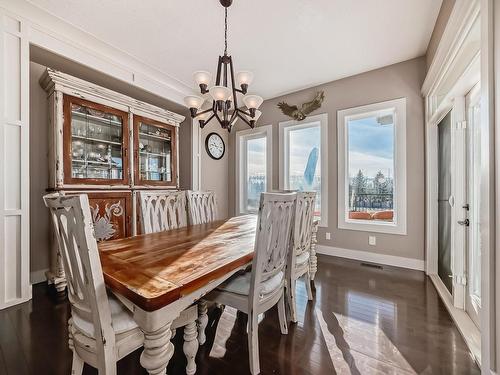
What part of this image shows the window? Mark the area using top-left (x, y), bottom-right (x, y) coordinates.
top-left (236, 125), bottom-right (272, 214)
top-left (279, 113), bottom-right (328, 226)
top-left (337, 98), bottom-right (406, 234)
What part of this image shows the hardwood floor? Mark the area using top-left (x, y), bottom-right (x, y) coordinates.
top-left (0, 256), bottom-right (480, 374)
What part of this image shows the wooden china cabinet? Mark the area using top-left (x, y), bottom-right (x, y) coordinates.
top-left (40, 69), bottom-right (185, 291)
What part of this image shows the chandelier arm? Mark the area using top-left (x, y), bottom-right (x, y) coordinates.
top-left (200, 112), bottom-right (216, 128)
top-left (229, 109), bottom-right (238, 124)
top-left (228, 56), bottom-right (239, 109)
top-left (215, 56), bottom-right (223, 86)
top-left (214, 111), bottom-right (226, 128)
top-left (192, 108), bottom-right (213, 118)
top-left (237, 112), bottom-right (254, 128)
top-left (237, 108), bottom-right (254, 118)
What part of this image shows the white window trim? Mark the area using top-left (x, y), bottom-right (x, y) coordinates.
top-left (235, 125), bottom-right (273, 215)
top-left (278, 113), bottom-right (328, 227)
top-left (337, 98), bottom-right (407, 235)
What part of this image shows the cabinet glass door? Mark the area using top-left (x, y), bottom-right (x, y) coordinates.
top-left (134, 116), bottom-right (177, 186)
top-left (64, 96), bottom-right (129, 185)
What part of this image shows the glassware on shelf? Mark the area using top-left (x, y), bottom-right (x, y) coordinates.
top-left (137, 121), bottom-right (172, 183)
top-left (69, 102), bottom-right (124, 181)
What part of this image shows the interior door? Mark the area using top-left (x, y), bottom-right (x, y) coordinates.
top-left (465, 84), bottom-right (481, 328)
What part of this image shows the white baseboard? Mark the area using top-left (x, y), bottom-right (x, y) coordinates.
top-left (30, 268), bottom-right (49, 285)
top-left (316, 245), bottom-right (425, 271)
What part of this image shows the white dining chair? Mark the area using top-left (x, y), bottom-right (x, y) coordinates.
top-left (139, 190), bottom-right (188, 233)
top-left (44, 193), bottom-right (144, 375)
top-left (185, 190), bottom-right (218, 345)
top-left (186, 190), bottom-right (218, 225)
top-left (204, 192), bottom-right (296, 375)
top-left (138, 190), bottom-right (199, 375)
top-left (286, 191), bottom-right (316, 323)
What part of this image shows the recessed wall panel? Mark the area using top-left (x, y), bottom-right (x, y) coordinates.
top-left (4, 216), bottom-right (21, 301)
top-left (4, 124), bottom-right (21, 210)
top-left (4, 32), bottom-right (21, 121)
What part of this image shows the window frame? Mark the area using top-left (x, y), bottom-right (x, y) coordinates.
top-left (278, 113), bottom-right (328, 227)
top-left (235, 125), bottom-right (273, 215)
top-left (337, 98), bottom-right (407, 235)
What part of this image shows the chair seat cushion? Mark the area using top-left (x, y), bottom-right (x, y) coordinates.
top-left (72, 292), bottom-right (138, 337)
top-left (216, 270), bottom-right (284, 296)
top-left (296, 251), bottom-right (310, 266)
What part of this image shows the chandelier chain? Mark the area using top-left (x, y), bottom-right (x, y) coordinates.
top-left (224, 7), bottom-right (228, 55)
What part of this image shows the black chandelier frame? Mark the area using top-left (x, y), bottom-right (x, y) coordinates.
top-left (189, 0), bottom-right (258, 132)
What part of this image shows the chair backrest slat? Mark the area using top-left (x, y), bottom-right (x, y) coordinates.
top-left (44, 193), bottom-right (115, 360)
top-left (249, 192), bottom-right (296, 303)
top-left (186, 190), bottom-right (218, 225)
top-left (293, 192), bottom-right (317, 257)
top-left (139, 190), bottom-right (187, 234)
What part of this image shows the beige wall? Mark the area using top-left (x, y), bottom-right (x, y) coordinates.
top-left (228, 57), bottom-right (426, 261)
top-left (426, 0), bottom-right (456, 70)
top-left (28, 52), bottom-right (192, 280)
top-left (29, 61), bottom-right (51, 279)
top-left (200, 122), bottom-right (229, 219)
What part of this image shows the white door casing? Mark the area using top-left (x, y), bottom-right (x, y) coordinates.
top-left (0, 12), bottom-right (31, 309)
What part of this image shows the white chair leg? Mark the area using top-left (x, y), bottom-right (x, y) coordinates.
top-left (71, 351), bottom-right (84, 375)
top-left (197, 299), bottom-right (209, 345)
top-left (305, 271), bottom-right (314, 301)
top-left (68, 318), bottom-right (84, 375)
top-left (277, 292), bottom-right (288, 335)
top-left (183, 321), bottom-right (199, 375)
top-left (288, 278), bottom-right (298, 323)
top-left (247, 312), bottom-right (260, 375)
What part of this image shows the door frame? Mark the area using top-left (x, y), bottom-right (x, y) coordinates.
top-left (421, 0), bottom-right (482, 364)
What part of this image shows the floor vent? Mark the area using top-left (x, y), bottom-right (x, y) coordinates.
top-left (360, 262), bottom-right (383, 269)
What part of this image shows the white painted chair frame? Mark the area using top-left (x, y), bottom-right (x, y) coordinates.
top-left (186, 190), bottom-right (218, 225)
top-left (286, 192), bottom-right (316, 323)
top-left (138, 190), bottom-right (199, 374)
top-left (44, 193), bottom-right (144, 375)
top-left (205, 192), bottom-right (296, 374)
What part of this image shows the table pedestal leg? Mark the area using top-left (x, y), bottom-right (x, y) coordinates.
top-left (309, 220), bottom-right (319, 281)
top-left (183, 321), bottom-right (198, 375)
top-left (197, 300), bottom-right (208, 345)
top-left (140, 322), bottom-right (174, 375)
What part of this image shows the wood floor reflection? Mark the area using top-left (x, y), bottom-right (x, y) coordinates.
top-left (0, 256), bottom-right (480, 374)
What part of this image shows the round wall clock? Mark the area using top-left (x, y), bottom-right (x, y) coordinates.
top-left (205, 132), bottom-right (225, 160)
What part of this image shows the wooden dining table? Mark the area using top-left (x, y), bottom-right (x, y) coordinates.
top-left (98, 214), bottom-right (258, 375)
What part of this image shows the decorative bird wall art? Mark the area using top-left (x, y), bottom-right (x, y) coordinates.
top-left (277, 91), bottom-right (325, 121)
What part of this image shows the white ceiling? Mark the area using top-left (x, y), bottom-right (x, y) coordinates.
top-left (27, 0), bottom-right (442, 100)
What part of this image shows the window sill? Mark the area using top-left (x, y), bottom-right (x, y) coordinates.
top-left (338, 218), bottom-right (407, 235)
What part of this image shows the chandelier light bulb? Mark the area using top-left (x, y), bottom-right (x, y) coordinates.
top-left (243, 95), bottom-right (263, 109)
top-left (210, 86), bottom-right (232, 101)
top-left (236, 71), bottom-right (254, 86)
top-left (184, 95), bottom-right (204, 109)
top-left (193, 71), bottom-right (212, 86)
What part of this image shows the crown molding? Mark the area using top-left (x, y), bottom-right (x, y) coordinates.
top-left (421, 0), bottom-right (480, 96)
top-left (41, 68), bottom-right (185, 125)
top-left (0, 0), bottom-right (192, 106)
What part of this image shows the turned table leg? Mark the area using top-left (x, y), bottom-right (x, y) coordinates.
top-left (183, 321), bottom-right (198, 375)
top-left (197, 299), bottom-right (208, 345)
top-left (140, 322), bottom-right (174, 375)
top-left (309, 220), bottom-right (319, 281)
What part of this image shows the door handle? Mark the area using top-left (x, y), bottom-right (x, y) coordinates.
top-left (458, 219), bottom-right (470, 226)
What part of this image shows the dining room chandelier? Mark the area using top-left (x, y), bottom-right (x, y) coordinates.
top-left (183, 0), bottom-right (263, 132)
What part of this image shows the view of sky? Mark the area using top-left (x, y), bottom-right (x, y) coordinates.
top-left (247, 137), bottom-right (266, 177)
top-left (348, 115), bottom-right (394, 178)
